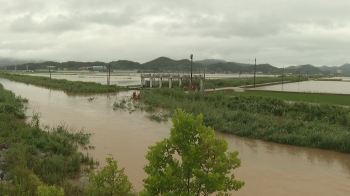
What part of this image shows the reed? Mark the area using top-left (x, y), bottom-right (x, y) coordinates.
top-left (131, 88), bottom-right (350, 153)
top-left (204, 76), bottom-right (308, 89)
top-left (0, 84), bottom-right (97, 195)
top-left (233, 91), bottom-right (350, 106)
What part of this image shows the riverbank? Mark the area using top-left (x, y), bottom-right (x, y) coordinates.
top-left (2, 78), bottom-right (350, 195)
top-left (123, 88), bottom-right (350, 153)
top-left (0, 83), bottom-right (96, 195)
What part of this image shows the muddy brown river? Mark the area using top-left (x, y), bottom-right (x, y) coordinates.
top-left (1, 78), bottom-right (349, 195)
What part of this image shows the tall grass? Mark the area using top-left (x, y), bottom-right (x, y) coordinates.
top-left (0, 84), bottom-right (97, 195)
top-left (204, 76), bottom-right (308, 89)
top-left (130, 88), bottom-right (350, 153)
top-left (233, 91), bottom-right (350, 106)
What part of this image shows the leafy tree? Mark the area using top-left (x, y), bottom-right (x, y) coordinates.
top-left (88, 157), bottom-right (136, 196)
top-left (37, 185), bottom-right (64, 196)
top-left (141, 109), bottom-right (244, 196)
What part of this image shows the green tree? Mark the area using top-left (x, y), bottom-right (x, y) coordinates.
top-left (141, 109), bottom-right (245, 196)
top-left (37, 185), bottom-right (64, 196)
top-left (88, 157), bottom-right (136, 196)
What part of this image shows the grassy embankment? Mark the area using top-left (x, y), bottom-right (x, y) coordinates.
top-left (0, 83), bottom-right (97, 195)
top-left (141, 75), bottom-right (309, 89)
top-left (116, 88), bottom-right (350, 153)
top-left (203, 75), bottom-right (309, 89)
top-left (314, 78), bottom-right (343, 81)
top-left (0, 72), bottom-right (123, 93)
top-left (232, 91), bottom-right (350, 106)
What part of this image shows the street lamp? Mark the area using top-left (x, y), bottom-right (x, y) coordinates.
top-left (190, 54), bottom-right (193, 88)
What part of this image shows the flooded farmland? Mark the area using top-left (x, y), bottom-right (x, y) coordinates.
top-left (0, 77), bottom-right (350, 195)
top-left (254, 80), bottom-right (350, 94)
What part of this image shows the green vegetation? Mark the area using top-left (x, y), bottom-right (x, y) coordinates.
top-left (233, 91), bottom-right (350, 106)
top-left (203, 75), bottom-right (308, 89)
top-left (314, 78), bottom-right (343, 81)
top-left (0, 72), bottom-right (123, 93)
top-left (1, 56), bottom-right (332, 74)
top-left (0, 83), bottom-right (97, 195)
top-left (2, 82), bottom-right (246, 195)
top-left (142, 76), bottom-right (308, 91)
top-left (88, 157), bottom-right (137, 196)
top-left (116, 88), bottom-right (350, 153)
top-left (37, 185), bottom-right (65, 196)
top-left (141, 109), bottom-right (244, 195)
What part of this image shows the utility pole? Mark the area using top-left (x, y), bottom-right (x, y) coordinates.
top-left (282, 67), bottom-right (284, 85)
top-left (190, 54), bottom-right (193, 88)
top-left (254, 58), bottom-right (256, 87)
top-left (298, 68), bottom-right (300, 82)
top-left (107, 63), bottom-right (111, 85)
top-left (203, 68), bottom-right (206, 91)
top-left (49, 66), bottom-right (51, 79)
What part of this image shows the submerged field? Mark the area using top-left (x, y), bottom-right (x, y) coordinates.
top-left (232, 91), bottom-right (350, 106)
top-left (0, 72), bottom-right (123, 93)
top-left (118, 88), bottom-right (350, 153)
top-left (2, 72), bottom-right (349, 153)
top-left (202, 75), bottom-right (308, 89)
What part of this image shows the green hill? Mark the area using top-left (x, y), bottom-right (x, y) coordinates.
top-left (0, 57), bottom-right (329, 75)
top-left (286, 64), bottom-right (323, 74)
top-left (195, 59), bottom-right (226, 65)
top-left (319, 63), bottom-right (350, 74)
top-left (110, 60), bottom-right (141, 70)
top-left (141, 57), bottom-right (203, 72)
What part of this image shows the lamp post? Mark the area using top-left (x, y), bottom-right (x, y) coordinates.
top-left (190, 54), bottom-right (193, 88)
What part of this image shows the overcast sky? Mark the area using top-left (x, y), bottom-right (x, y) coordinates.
top-left (1, 0), bottom-right (349, 67)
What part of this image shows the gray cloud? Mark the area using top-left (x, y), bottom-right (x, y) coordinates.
top-left (1, 0), bottom-right (350, 67)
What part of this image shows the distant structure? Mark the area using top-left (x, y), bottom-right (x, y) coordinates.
top-left (141, 73), bottom-right (205, 91)
top-left (336, 70), bottom-right (342, 74)
top-left (83, 66), bottom-right (107, 72)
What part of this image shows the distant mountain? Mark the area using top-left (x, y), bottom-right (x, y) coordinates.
top-left (0, 58), bottom-right (43, 67)
top-left (206, 62), bottom-right (281, 74)
top-left (319, 63), bottom-right (350, 74)
top-left (251, 63), bottom-right (280, 73)
top-left (141, 57), bottom-right (202, 72)
top-left (3, 56), bottom-right (350, 75)
top-left (195, 59), bottom-right (226, 66)
top-left (0, 61), bottom-right (107, 71)
top-left (111, 60), bottom-right (141, 70)
top-left (285, 65), bottom-right (303, 69)
top-left (206, 62), bottom-right (243, 73)
top-left (339, 63), bottom-right (350, 73)
top-left (285, 64), bottom-right (323, 74)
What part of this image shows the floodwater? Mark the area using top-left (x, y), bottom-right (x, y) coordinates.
top-left (18, 72), bottom-right (276, 86)
top-left (1, 78), bottom-right (350, 196)
top-left (255, 80), bottom-right (350, 94)
top-left (27, 72), bottom-right (142, 86)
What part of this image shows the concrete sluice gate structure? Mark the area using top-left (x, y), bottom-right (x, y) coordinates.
top-left (140, 73), bottom-right (205, 90)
